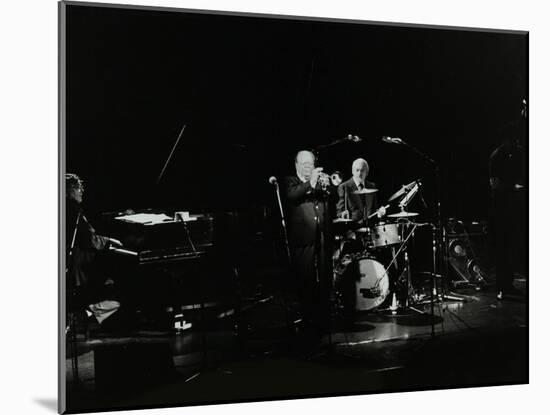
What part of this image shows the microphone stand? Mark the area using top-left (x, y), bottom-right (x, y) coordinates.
top-left (308, 180), bottom-right (335, 358)
top-left (320, 184), bottom-right (333, 350)
top-left (266, 178), bottom-right (303, 347)
top-left (272, 181), bottom-right (292, 266)
top-left (315, 134), bottom-right (359, 150)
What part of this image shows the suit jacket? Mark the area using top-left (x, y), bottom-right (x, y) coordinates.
top-left (66, 201), bottom-right (110, 289)
top-left (283, 175), bottom-right (335, 246)
top-left (336, 178), bottom-right (378, 225)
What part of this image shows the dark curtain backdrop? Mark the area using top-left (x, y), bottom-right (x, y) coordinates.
top-left (65, 5), bottom-right (527, 221)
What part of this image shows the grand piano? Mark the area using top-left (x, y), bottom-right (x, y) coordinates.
top-left (103, 211), bottom-right (214, 264)
top-left (97, 208), bottom-right (272, 325)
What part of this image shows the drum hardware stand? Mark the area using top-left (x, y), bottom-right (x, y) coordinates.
top-left (381, 183), bottom-right (431, 315)
top-left (417, 188), bottom-right (466, 305)
top-left (401, 246), bottom-right (426, 315)
top-left (416, 226), bottom-right (466, 306)
top-left (376, 223), bottom-right (428, 316)
top-left (430, 230), bottom-right (467, 303)
top-left (393, 139), bottom-right (465, 308)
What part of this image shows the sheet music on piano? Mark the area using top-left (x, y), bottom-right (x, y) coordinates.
top-left (115, 213), bottom-right (173, 225)
top-left (104, 211), bottom-right (214, 264)
top-left (115, 212), bottom-right (199, 225)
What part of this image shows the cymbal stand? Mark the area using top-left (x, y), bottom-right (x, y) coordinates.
top-left (389, 140), bottom-right (464, 305)
top-left (383, 183), bottom-right (428, 314)
top-left (399, 222), bottom-right (427, 315)
top-left (372, 223), bottom-right (425, 315)
top-left (415, 225), bottom-right (465, 317)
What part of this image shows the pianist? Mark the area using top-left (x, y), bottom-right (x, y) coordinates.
top-left (66, 173), bottom-right (123, 329)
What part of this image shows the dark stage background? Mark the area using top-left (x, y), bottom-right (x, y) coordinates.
top-left (65, 5), bottom-right (527, 222)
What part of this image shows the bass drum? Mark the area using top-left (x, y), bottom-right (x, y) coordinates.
top-left (353, 258), bottom-right (390, 311)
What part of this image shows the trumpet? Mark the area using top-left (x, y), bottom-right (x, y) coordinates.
top-left (305, 167), bottom-right (341, 189)
top-left (318, 171), bottom-right (342, 190)
top-left (319, 172), bottom-right (331, 190)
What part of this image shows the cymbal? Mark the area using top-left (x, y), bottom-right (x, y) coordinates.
top-left (352, 188), bottom-right (378, 195)
top-left (333, 218), bottom-right (354, 223)
top-left (388, 181), bottom-right (417, 202)
top-left (388, 211), bottom-right (419, 218)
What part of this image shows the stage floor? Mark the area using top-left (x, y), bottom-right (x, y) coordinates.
top-left (65, 277), bottom-right (527, 413)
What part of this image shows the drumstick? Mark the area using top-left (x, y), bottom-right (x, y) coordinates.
top-left (368, 204), bottom-right (390, 219)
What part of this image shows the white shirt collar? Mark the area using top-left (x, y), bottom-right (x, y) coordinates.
top-left (353, 177), bottom-right (365, 188)
top-left (297, 173), bottom-right (308, 183)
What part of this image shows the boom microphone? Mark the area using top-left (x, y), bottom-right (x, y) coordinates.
top-left (268, 176), bottom-right (278, 185)
top-left (346, 134), bottom-right (362, 143)
top-left (382, 136), bottom-right (403, 144)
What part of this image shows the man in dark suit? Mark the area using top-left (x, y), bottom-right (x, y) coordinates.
top-left (283, 150), bottom-right (335, 332)
top-left (336, 158), bottom-right (385, 225)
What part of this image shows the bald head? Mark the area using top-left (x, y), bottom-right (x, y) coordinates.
top-left (295, 150), bottom-right (315, 164)
top-left (352, 158), bottom-right (369, 182)
top-left (295, 150), bottom-right (316, 178)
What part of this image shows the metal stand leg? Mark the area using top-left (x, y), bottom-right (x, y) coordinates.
top-left (67, 312), bottom-right (80, 387)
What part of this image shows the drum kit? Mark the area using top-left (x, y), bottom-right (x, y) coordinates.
top-left (332, 180), bottom-right (432, 317)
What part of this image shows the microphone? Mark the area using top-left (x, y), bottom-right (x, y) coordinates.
top-left (268, 176), bottom-right (278, 186)
top-left (382, 136), bottom-right (403, 144)
top-left (346, 134), bottom-right (362, 143)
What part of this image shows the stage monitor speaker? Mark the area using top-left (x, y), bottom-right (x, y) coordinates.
top-left (446, 220), bottom-right (490, 288)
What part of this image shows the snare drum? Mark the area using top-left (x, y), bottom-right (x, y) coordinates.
top-left (369, 223), bottom-right (402, 248)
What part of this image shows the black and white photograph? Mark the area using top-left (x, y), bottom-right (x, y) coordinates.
top-left (58, 1), bottom-right (528, 413)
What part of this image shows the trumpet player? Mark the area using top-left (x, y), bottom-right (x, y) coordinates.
top-left (284, 150), bottom-right (335, 335)
top-left (337, 158), bottom-right (386, 225)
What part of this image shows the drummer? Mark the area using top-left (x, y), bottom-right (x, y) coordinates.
top-left (336, 158), bottom-right (386, 225)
